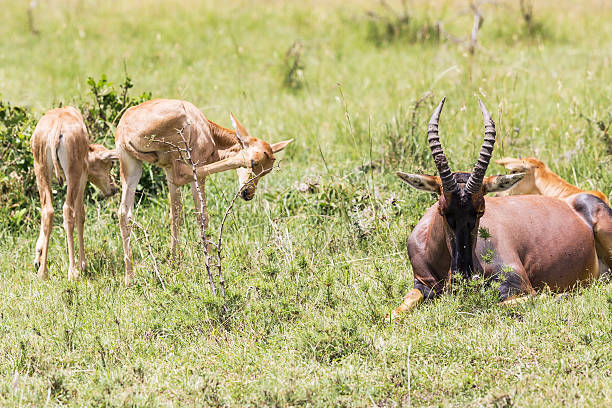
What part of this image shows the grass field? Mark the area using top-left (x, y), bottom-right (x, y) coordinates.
top-left (0, 0), bottom-right (611, 406)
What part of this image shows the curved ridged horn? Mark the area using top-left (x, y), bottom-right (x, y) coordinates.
top-left (428, 97), bottom-right (458, 193)
top-left (466, 98), bottom-right (496, 194)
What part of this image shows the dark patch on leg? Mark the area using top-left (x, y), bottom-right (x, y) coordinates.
top-left (498, 272), bottom-right (524, 301)
top-left (414, 281), bottom-right (436, 300)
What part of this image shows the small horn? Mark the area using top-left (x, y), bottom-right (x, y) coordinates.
top-left (230, 112), bottom-right (249, 149)
top-left (428, 97), bottom-right (458, 193)
top-left (466, 98), bottom-right (496, 194)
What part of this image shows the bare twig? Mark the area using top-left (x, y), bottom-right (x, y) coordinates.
top-left (177, 123), bottom-right (218, 297)
top-left (436, 1), bottom-right (487, 54)
top-left (27, 1), bottom-right (40, 36)
top-left (133, 220), bottom-right (165, 289)
top-left (468, 3), bottom-right (484, 54)
top-left (148, 123), bottom-right (270, 309)
top-left (410, 92), bottom-right (434, 139)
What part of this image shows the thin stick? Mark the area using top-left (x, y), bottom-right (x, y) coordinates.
top-left (133, 220), bottom-right (165, 289)
top-left (176, 123), bottom-right (218, 297)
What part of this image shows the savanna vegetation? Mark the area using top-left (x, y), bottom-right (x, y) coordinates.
top-left (0, 0), bottom-right (611, 406)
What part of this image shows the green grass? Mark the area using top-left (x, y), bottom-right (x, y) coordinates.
top-left (1, 0), bottom-right (611, 406)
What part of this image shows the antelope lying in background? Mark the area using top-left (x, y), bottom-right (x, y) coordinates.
top-left (496, 156), bottom-right (611, 276)
top-left (388, 98), bottom-right (612, 320)
top-left (31, 107), bottom-right (118, 280)
top-left (495, 156), bottom-right (609, 205)
top-left (115, 99), bottom-right (292, 284)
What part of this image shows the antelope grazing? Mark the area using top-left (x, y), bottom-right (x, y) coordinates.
top-left (115, 99), bottom-right (292, 284)
top-left (388, 98), bottom-right (612, 320)
top-left (31, 107), bottom-right (118, 280)
top-left (496, 156), bottom-right (609, 205)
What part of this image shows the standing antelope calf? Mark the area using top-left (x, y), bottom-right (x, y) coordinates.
top-left (31, 107), bottom-right (118, 280)
top-left (115, 99), bottom-right (292, 285)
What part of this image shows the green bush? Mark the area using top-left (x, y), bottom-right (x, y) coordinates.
top-left (0, 100), bottom-right (38, 230)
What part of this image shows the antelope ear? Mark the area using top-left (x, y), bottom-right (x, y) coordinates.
top-left (396, 172), bottom-right (441, 194)
top-left (496, 157), bottom-right (520, 166)
top-left (271, 139), bottom-right (293, 153)
top-left (483, 173), bottom-right (525, 193)
top-left (230, 112), bottom-right (250, 148)
top-left (496, 157), bottom-right (532, 173)
top-left (90, 147), bottom-right (119, 162)
top-left (102, 149), bottom-right (119, 161)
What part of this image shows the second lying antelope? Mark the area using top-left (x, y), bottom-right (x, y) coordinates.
top-left (495, 156), bottom-right (609, 205)
top-left (388, 98), bottom-right (612, 320)
top-left (115, 99), bottom-right (292, 284)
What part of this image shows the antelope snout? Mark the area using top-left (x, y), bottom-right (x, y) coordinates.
top-left (241, 188), bottom-right (255, 201)
top-left (106, 185), bottom-right (119, 198)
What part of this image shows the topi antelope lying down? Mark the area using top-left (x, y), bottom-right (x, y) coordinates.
top-left (388, 98), bottom-right (612, 320)
top-left (31, 107), bottom-right (118, 280)
top-left (115, 99), bottom-right (292, 285)
top-left (495, 156), bottom-right (609, 205)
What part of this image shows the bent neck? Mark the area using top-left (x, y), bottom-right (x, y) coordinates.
top-left (534, 166), bottom-right (581, 199)
top-left (208, 120), bottom-right (244, 156)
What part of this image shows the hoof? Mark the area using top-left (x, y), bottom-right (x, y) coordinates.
top-left (384, 310), bottom-right (400, 323)
top-left (33, 261), bottom-right (40, 271)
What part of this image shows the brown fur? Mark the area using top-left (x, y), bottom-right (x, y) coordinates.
top-left (497, 156), bottom-right (611, 277)
top-left (115, 99), bottom-right (292, 284)
top-left (31, 107), bottom-right (118, 280)
top-left (388, 174), bottom-right (606, 321)
top-left (496, 157), bottom-right (609, 205)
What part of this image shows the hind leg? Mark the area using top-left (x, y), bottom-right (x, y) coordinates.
top-left (118, 149), bottom-right (142, 285)
top-left (164, 168), bottom-right (183, 260)
top-left (74, 172), bottom-right (88, 278)
top-left (63, 171), bottom-right (82, 280)
top-left (33, 161), bottom-right (54, 279)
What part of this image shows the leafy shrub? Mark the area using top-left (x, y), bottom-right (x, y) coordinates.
top-left (0, 100), bottom-right (38, 230)
top-left (282, 41), bottom-right (305, 91)
top-left (383, 94), bottom-right (434, 170)
top-left (80, 74), bottom-right (151, 145)
top-left (365, 2), bottom-right (439, 46)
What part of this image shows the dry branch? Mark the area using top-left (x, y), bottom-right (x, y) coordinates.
top-left (133, 220), bottom-right (165, 289)
top-left (148, 124), bottom-right (270, 307)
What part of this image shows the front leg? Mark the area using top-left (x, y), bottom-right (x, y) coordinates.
top-left (386, 289), bottom-right (424, 322)
top-left (386, 281), bottom-right (437, 322)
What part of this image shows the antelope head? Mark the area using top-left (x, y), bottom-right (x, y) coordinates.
top-left (197, 113), bottom-right (293, 201)
top-left (397, 97), bottom-right (525, 279)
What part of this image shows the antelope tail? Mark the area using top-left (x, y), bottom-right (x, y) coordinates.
top-left (50, 123), bottom-right (64, 186)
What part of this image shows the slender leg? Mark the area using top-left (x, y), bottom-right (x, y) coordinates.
top-left (386, 289), bottom-right (424, 322)
top-left (165, 168), bottom-right (183, 260)
top-left (63, 173), bottom-right (80, 280)
top-left (75, 173), bottom-right (88, 278)
top-left (118, 151), bottom-right (142, 285)
top-left (33, 162), bottom-right (54, 279)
